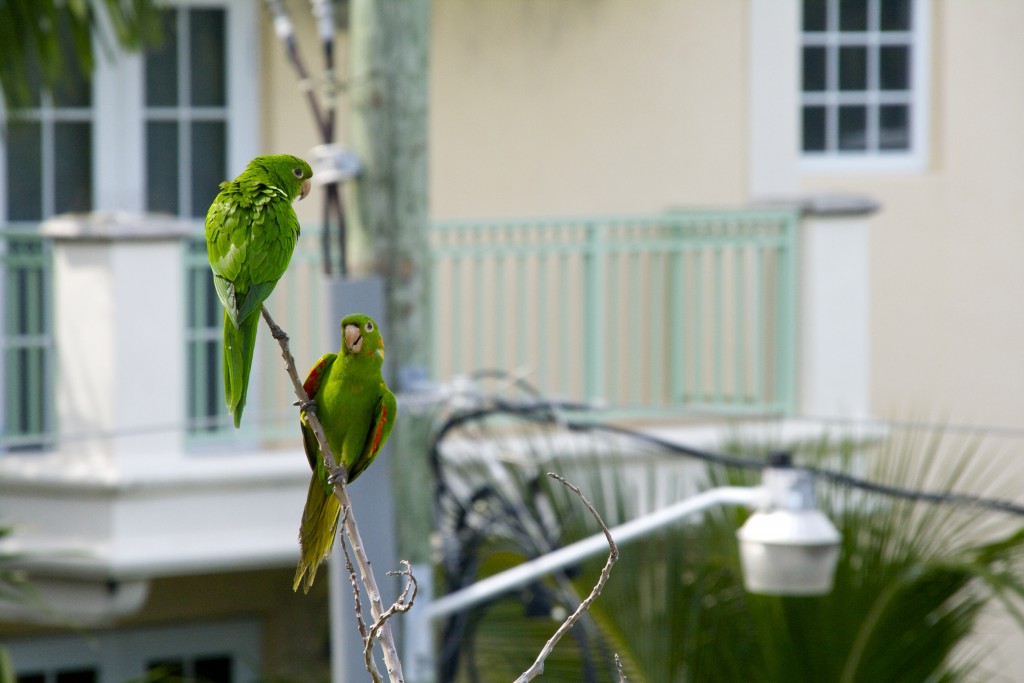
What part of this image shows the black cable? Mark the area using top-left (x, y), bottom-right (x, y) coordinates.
top-left (431, 396), bottom-right (1024, 519)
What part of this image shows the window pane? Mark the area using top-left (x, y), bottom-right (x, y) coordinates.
top-left (148, 659), bottom-right (185, 680)
top-left (190, 122), bottom-right (226, 218)
top-left (54, 122), bottom-right (92, 214)
top-left (880, 45), bottom-right (910, 90)
top-left (838, 46), bottom-right (867, 91)
top-left (839, 0), bottom-right (868, 31)
top-left (881, 0), bottom-right (912, 31)
top-left (55, 669), bottom-right (97, 683)
top-left (803, 0), bottom-right (827, 31)
top-left (147, 121), bottom-right (180, 214)
top-left (6, 121), bottom-right (43, 221)
top-left (190, 9), bottom-right (226, 107)
top-left (52, 22), bottom-right (91, 108)
top-left (879, 104), bottom-right (910, 150)
top-left (146, 10), bottom-right (179, 107)
top-left (195, 655), bottom-right (233, 683)
top-left (802, 46), bottom-right (827, 91)
top-left (802, 106), bottom-right (827, 151)
top-left (838, 105), bottom-right (868, 150)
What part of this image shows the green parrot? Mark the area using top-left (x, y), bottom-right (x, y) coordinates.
top-left (294, 313), bottom-right (398, 593)
top-left (205, 154), bottom-right (313, 428)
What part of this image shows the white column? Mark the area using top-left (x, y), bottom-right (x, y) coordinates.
top-left (41, 213), bottom-right (192, 476)
top-left (797, 195), bottom-right (878, 419)
top-left (749, 0), bottom-right (801, 200)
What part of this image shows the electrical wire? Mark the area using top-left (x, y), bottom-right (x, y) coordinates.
top-left (430, 395), bottom-right (1024, 519)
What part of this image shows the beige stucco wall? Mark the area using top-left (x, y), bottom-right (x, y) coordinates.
top-left (431, 0), bottom-right (749, 217)
top-left (262, 0), bottom-right (750, 221)
top-left (801, 1), bottom-right (1024, 429)
top-left (262, 0), bottom-right (1024, 430)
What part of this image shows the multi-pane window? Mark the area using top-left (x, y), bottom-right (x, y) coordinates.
top-left (8, 621), bottom-right (257, 683)
top-left (0, 30), bottom-right (83, 449)
top-left (144, 6), bottom-right (232, 434)
top-left (145, 7), bottom-right (229, 218)
top-left (147, 654), bottom-right (233, 683)
top-left (4, 47), bottom-right (93, 220)
top-left (801, 0), bottom-right (927, 165)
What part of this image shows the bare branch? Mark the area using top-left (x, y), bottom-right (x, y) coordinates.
top-left (514, 473), bottom-right (619, 683)
top-left (261, 306), bottom-right (406, 682)
top-left (341, 517), bottom-right (383, 683)
top-left (364, 562), bottom-right (419, 676)
top-left (615, 654), bottom-right (627, 682)
top-left (338, 506), bottom-right (370, 641)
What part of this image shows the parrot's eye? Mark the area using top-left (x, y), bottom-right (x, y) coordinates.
top-left (365, 321), bottom-right (374, 332)
top-left (292, 167), bottom-right (303, 178)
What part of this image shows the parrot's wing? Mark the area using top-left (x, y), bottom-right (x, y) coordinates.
top-left (235, 280), bottom-right (279, 323)
top-left (212, 275), bottom-right (239, 328)
top-left (299, 412), bottom-right (321, 475)
top-left (303, 353), bottom-right (336, 399)
top-left (300, 353), bottom-right (337, 472)
top-left (248, 198), bottom-right (300, 286)
top-left (205, 189), bottom-right (250, 283)
top-left (347, 389), bottom-right (398, 483)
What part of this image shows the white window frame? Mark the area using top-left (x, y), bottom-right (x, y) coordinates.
top-left (91, 0), bottom-right (260, 215)
top-left (799, 0), bottom-right (930, 173)
top-left (5, 619), bottom-right (261, 683)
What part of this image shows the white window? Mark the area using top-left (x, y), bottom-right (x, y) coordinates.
top-left (144, 5), bottom-right (230, 219)
top-left (6, 620), bottom-right (260, 683)
top-left (0, 0), bottom-right (259, 445)
top-left (800, 0), bottom-right (929, 171)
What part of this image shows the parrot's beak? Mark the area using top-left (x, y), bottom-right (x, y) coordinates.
top-left (299, 179), bottom-right (312, 201)
top-left (344, 324), bottom-right (363, 353)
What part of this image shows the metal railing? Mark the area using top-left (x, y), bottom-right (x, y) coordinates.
top-left (430, 210), bottom-right (799, 414)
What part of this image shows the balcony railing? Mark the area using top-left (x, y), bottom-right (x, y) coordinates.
top-left (431, 210), bottom-right (799, 414)
top-left (2, 208), bottom-right (799, 450)
top-left (0, 226), bottom-right (54, 450)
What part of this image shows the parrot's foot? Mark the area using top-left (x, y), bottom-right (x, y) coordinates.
top-left (328, 465), bottom-right (349, 486)
top-left (294, 398), bottom-right (318, 414)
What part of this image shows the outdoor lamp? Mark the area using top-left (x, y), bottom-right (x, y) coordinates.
top-left (409, 451), bottom-right (842, 681)
top-left (737, 454), bottom-right (841, 595)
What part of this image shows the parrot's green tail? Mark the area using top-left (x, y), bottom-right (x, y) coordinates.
top-left (223, 311), bottom-right (259, 428)
top-left (294, 471), bottom-right (341, 593)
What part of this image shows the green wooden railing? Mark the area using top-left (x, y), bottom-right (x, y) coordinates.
top-left (1, 209), bottom-right (798, 450)
top-left (0, 227), bottom-right (54, 450)
top-left (183, 228), bottom-right (327, 444)
top-left (430, 210), bottom-right (799, 414)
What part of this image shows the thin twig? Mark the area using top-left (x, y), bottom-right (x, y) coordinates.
top-left (338, 506), bottom-right (370, 641)
top-left (339, 507), bottom-right (382, 683)
top-left (514, 473), bottom-right (619, 683)
top-left (615, 654), bottom-right (627, 682)
top-left (364, 562), bottom-right (419, 677)
top-left (261, 306), bottom-right (406, 682)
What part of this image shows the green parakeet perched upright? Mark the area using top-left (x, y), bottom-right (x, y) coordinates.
top-left (205, 155), bottom-right (313, 428)
top-left (294, 313), bottom-right (398, 593)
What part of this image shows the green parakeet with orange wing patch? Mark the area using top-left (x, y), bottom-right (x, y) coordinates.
top-left (294, 313), bottom-right (398, 593)
top-left (205, 154), bottom-right (313, 428)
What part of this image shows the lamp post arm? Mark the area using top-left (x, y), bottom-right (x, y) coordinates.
top-left (424, 485), bottom-right (762, 621)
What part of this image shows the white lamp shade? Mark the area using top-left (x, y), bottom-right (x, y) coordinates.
top-left (736, 508), bottom-right (841, 595)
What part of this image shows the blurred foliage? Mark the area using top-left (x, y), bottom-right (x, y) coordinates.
top-left (431, 395), bottom-right (1024, 683)
top-left (0, 0), bottom-right (160, 111)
